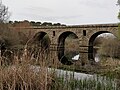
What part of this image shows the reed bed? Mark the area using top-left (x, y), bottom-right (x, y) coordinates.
top-left (0, 49), bottom-right (55, 90)
top-left (0, 48), bottom-right (119, 90)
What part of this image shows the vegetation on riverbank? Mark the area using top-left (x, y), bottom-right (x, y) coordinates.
top-left (0, 49), bottom-right (119, 90)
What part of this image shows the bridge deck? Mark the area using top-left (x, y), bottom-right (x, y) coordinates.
top-left (9, 23), bottom-right (118, 29)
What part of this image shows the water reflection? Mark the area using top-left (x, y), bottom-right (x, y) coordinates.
top-left (95, 53), bottom-right (100, 62)
top-left (72, 54), bottom-right (80, 61)
top-left (94, 48), bottom-right (100, 62)
top-left (71, 48), bottom-right (100, 62)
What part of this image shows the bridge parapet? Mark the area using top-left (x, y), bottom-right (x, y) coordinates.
top-left (9, 23), bottom-right (118, 29)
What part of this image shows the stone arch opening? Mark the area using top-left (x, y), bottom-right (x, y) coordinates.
top-left (31, 32), bottom-right (51, 61)
top-left (33, 32), bottom-right (51, 47)
top-left (57, 31), bottom-right (80, 65)
top-left (88, 31), bottom-right (116, 62)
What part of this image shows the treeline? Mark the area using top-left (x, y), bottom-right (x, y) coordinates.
top-left (8, 20), bottom-right (66, 27)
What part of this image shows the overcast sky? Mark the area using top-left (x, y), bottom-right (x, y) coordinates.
top-left (3, 0), bottom-right (119, 25)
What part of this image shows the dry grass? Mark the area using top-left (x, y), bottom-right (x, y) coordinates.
top-left (0, 49), bottom-right (55, 90)
top-left (100, 57), bottom-right (120, 67)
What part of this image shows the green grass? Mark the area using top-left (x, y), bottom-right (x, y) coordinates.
top-left (52, 75), bottom-right (117, 90)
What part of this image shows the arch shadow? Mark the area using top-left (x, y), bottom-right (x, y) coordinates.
top-left (29, 31), bottom-right (51, 60)
top-left (57, 31), bottom-right (78, 65)
top-left (33, 32), bottom-right (51, 48)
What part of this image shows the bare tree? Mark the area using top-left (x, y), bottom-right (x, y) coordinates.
top-left (0, 0), bottom-right (9, 23)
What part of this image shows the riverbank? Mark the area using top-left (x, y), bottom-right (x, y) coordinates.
top-left (0, 49), bottom-right (120, 90)
top-left (57, 57), bottom-right (120, 76)
top-left (3, 64), bottom-right (118, 90)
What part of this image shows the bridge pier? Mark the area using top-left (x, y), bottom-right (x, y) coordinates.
top-left (79, 36), bottom-right (89, 66)
top-left (49, 37), bottom-right (62, 67)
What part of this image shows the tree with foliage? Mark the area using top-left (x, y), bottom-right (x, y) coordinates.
top-left (117, 0), bottom-right (120, 38)
top-left (36, 22), bottom-right (41, 26)
top-left (53, 23), bottom-right (61, 26)
top-left (118, 0), bottom-right (120, 20)
top-left (41, 22), bottom-right (52, 26)
top-left (8, 20), bottom-right (13, 24)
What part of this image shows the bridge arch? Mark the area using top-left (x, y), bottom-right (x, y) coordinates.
top-left (57, 31), bottom-right (79, 65)
top-left (30, 31), bottom-right (51, 61)
top-left (88, 31), bottom-right (116, 61)
top-left (33, 31), bottom-right (51, 47)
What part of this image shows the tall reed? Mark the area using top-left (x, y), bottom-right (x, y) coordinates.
top-left (0, 49), bottom-right (55, 90)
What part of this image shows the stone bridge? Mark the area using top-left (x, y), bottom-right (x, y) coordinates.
top-left (10, 23), bottom-right (118, 66)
